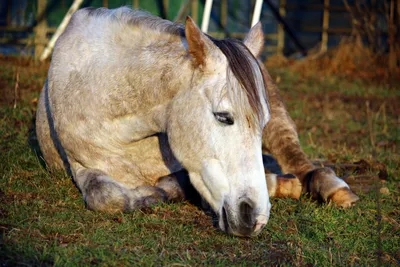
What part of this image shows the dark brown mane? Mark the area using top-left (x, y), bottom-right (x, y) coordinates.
top-left (211, 38), bottom-right (267, 126)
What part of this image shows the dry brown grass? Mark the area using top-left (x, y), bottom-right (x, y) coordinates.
top-left (266, 37), bottom-right (400, 85)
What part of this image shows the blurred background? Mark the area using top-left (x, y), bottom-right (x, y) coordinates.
top-left (0, 0), bottom-right (398, 64)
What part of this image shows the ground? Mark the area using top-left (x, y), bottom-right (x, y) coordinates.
top-left (0, 55), bottom-right (399, 265)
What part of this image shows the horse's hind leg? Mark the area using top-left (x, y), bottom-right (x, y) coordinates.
top-left (74, 168), bottom-right (168, 212)
top-left (261, 66), bottom-right (359, 207)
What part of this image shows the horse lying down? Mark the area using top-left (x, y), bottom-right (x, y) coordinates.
top-left (36, 7), bottom-right (359, 237)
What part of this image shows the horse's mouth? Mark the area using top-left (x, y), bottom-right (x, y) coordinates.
top-left (219, 205), bottom-right (265, 237)
top-left (221, 206), bottom-right (230, 233)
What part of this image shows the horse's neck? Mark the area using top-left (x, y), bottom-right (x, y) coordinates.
top-left (103, 29), bottom-right (194, 142)
top-left (107, 28), bottom-right (193, 113)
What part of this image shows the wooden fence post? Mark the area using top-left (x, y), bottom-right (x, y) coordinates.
top-left (7, 0), bottom-right (12, 26)
top-left (321, 0), bottom-right (330, 53)
top-left (277, 0), bottom-right (286, 56)
top-left (133, 0), bottom-right (139, 9)
top-left (221, 0), bottom-right (227, 37)
top-left (163, 0), bottom-right (169, 19)
top-left (191, 0), bottom-right (199, 24)
top-left (388, 0), bottom-right (398, 71)
top-left (34, 0), bottom-right (48, 60)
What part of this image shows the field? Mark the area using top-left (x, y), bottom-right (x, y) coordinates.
top-left (0, 55), bottom-right (399, 266)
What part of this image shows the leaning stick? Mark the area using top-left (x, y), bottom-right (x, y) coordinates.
top-left (40, 0), bottom-right (84, 61)
top-left (174, 0), bottom-right (193, 22)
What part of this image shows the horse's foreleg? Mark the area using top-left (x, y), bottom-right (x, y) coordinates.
top-left (261, 67), bottom-right (359, 207)
top-left (265, 173), bottom-right (302, 200)
top-left (265, 171), bottom-right (359, 207)
top-left (303, 167), bottom-right (359, 208)
top-left (155, 173), bottom-right (186, 202)
top-left (74, 168), bottom-right (169, 212)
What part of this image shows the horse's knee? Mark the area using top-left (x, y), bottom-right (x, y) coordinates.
top-left (131, 186), bottom-right (168, 207)
top-left (84, 176), bottom-right (128, 212)
top-left (77, 169), bottom-right (168, 212)
top-left (155, 174), bottom-right (185, 202)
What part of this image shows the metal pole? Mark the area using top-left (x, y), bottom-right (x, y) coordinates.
top-left (201, 0), bottom-right (213, 32)
top-left (251, 0), bottom-right (263, 27)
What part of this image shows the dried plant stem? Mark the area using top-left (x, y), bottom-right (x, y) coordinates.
top-left (13, 70), bottom-right (20, 109)
top-left (365, 101), bottom-right (376, 154)
top-left (375, 102), bottom-right (388, 136)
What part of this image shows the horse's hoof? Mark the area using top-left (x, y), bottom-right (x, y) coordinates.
top-left (329, 187), bottom-right (360, 208)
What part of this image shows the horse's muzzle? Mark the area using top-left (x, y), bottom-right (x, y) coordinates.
top-left (221, 198), bottom-right (268, 237)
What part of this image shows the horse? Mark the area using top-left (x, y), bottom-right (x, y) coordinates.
top-left (36, 7), bottom-right (359, 237)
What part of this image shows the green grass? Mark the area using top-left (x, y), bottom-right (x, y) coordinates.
top-left (1, 58), bottom-right (399, 266)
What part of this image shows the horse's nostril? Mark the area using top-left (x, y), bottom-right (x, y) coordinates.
top-left (239, 198), bottom-right (255, 227)
top-left (222, 206), bottom-right (229, 232)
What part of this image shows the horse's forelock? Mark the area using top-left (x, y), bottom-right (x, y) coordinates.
top-left (212, 38), bottom-right (268, 129)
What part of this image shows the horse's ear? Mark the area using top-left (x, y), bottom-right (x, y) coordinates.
top-left (244, 22), bottom-right (264, 58)
top-left (185, 16), bottom-right (214, 67)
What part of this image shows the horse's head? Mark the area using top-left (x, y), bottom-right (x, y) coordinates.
top-left (167, 17), bottom-right (270, 237)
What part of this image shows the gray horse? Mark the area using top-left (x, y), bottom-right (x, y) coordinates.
top-left (36, 7), bottom-right (358, 237)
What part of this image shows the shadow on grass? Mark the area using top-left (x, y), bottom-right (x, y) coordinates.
top-left (0, 237), bottom-right (54, 266)
top-left (27, 114), bottom-right (46, 169)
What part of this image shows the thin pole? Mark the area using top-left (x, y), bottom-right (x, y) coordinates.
top-left (40, 0), bottom-right (84, 61)
top-left (251, 0), bottom-right (263, 27)
top-left (201, 0), bottom-right (213, 33)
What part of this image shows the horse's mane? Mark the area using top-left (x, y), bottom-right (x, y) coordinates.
top-left (84, 7), bottom-right (268, 128)
top-left (84, 7), bottom-right (185, 36)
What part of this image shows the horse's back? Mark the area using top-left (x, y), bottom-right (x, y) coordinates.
top-left (36, 7), bottom-right (187, 179)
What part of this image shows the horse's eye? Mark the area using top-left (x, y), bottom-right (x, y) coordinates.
top-left (213, 112), bottom-right (234, 125)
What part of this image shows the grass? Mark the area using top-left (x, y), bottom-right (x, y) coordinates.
top-left (1, 56), bottom-right (399, 266)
